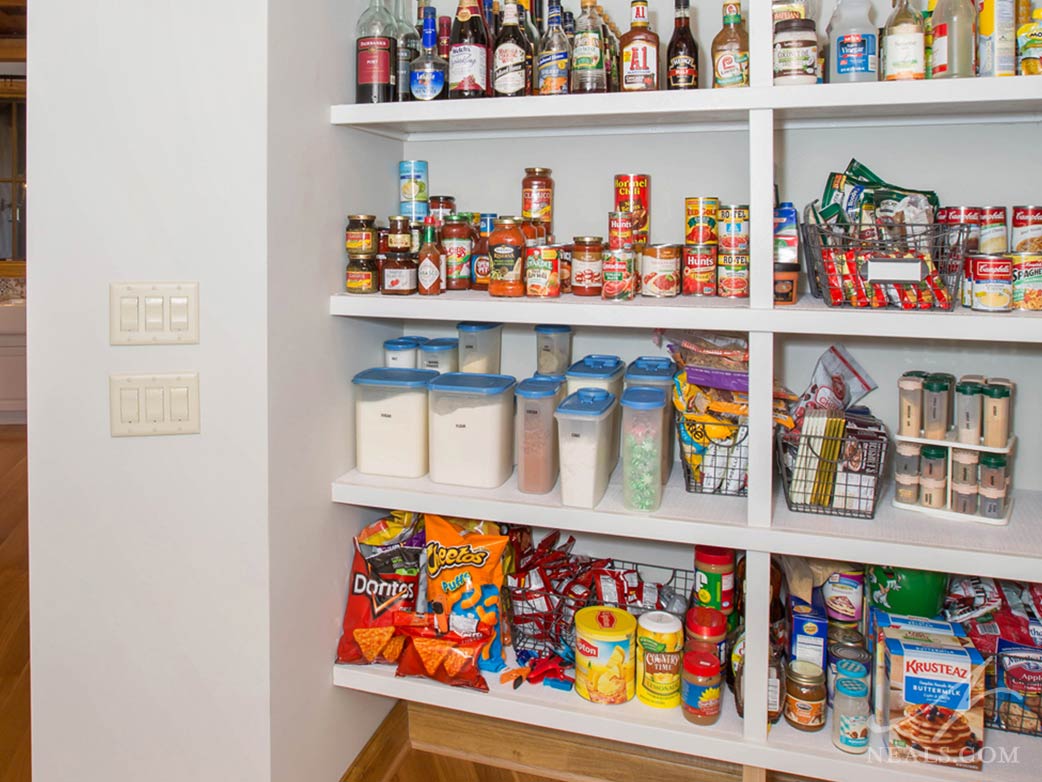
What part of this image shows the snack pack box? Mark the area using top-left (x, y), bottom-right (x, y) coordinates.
top-left (789, 591), bottom-right (828, 670)
top-left (884, 629), bottom-right (986, 771)
top-left (993, 639), bottom-right (1042, 737)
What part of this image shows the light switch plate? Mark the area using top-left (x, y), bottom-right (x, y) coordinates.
top-left (109, 372), bottom-right (200, 436)
top-left (109, 282), bottom-right (199, 345)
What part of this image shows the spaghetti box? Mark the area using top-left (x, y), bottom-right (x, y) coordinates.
top-left (789, 591), bottom-right (828, 670)
top-left (883, 628), bottom-right (986, 771)
top-left (869, 608), bottom-right (966, 725)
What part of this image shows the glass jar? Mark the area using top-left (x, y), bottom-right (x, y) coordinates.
top-left (387, 215), bottom-right (411, 252)
top-left (694, 546), bottom-right (735, 614)
top-left (898, 374), bottom-right (924, 436)
top-left (922, 378), bottom-right (950, 439)
top-left (773, 19), bottom-right (819, 85)
top-left (832, 677), bottom-right (870, 754)
top-left (980, 452), bottom-right (1008, 491)
top-left (346, 253), bottom-right (379, 294)
top-left (487, 218), bottom-right (526, 298)
top-left (572, 236), bottom-right (605, 296)
top-left (345, 214), bottom-right (377, 254)
top-left (979, 485), bottom-right (1007, 520)
top-left (952, 482), bottom-right (978, 515)
top-left (952, 448), bottom-right (979, 485)
top-left (429, 194), bottom-right (456, 222)
top-left (681, 651), bottom-right (722, 726)
top-left (684, 606), bottom-right (728, 668)
top-left (380, 251), bottom-right (417, 295)
top-left (409, 220), bottom-right (423, 254)
top-left (827, 654), bottom-right (869, 706)
top-left (519, 219), bottom-right (540, 248)
top-left (919, 476), bottom-right (947, 509)
top-left (784, 660), bottom-right (826, 732)
top-left (894, 442), bottom-right (921, 477)
top-left (982, 383), bottom-right (1012, 447)
top-left (955, 381), bottom-right (983, 444)
top-left (441, 215), bottom-right (474, 290)
top-left (919, 445), bottom-right (948, 480)
top-left (522, 167), bottom-right (554, 234)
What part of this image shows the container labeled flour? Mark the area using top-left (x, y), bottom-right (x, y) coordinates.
top-left (555, 387), bottom-right (617, 508)
top-left (352, 367), bottom-right (437, 477)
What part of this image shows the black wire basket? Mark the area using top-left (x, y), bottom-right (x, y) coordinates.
top-left (676, 411), bottom-right (749, 497)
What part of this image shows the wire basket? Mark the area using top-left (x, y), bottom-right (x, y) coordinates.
top-left (802, 222), bottom-right (968, 311)
top-left (775, 420), bottom-right (889, 520)
top-left (676, 411), bottom-right (749, 496)
top-left (986, 643), bottom-right (1042, 738)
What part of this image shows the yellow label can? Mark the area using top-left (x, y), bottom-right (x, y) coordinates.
top-left (574, 606), bottom-right (636, 704)
top-left (636, 611), bottom-right (685, 708)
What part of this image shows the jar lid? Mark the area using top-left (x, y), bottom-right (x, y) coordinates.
top-left (828, 625), bottom-right (865, 646)
top-left (534, 324), bottom-right (572, 334)
top-left (836, 678), bottom-right (869, 699)
top-left (444, 214), bottom-right (468, 223)
top-left (685, 605), bottom-right (727, 637)
top-left (952, 482), bottom-right (978, 495)
top-left (787, 659), bottom-right (825, 685)
top-left (573, 235), bottom-right (604, 243)
top-left (429, 372), bottom-right (517, 396)
top-left (896, 442), bottom-right (921, 457)
top-left (695, 546), bottom-right (735, 568)
top-left (835, 659), bottom-right (869, 679)
top-left (515, 377), bottom-right (562, 399)
top-left (921, 445), bottom-right (948, 459)
top-left (401, 336), bottom-right (430, 344)
top-left (683, 651), bottom-right (721, 678)
top-left (420, 337), bottom-right (458, 352)
top-left (566, 354), bottom-right (625, 379)
top-left (525, 167), bottom-right (552, 175)
top-left (898, 377), bottom-right (923, 390)
top-left (903, 371), bottom-right (930, 379)
top-left (830, 645), bottom-right (871, 667)
top-left (351, 367), bottom-right (438, 388)
top-left (979, 485), bottom-right (1007, 499)
top-left (574, 606), bottom-right (636, 639)
top-left (620, 386), bottom-right (667, 410)
top-left (625, 356), bottom-right (677, 384)
top-left (923, 378), bottom-right (950, 392)
top-left (638, 610), bottom-right (683, 635)
top-left (776, 18), bottom-right (816, 33)
top-left (384, 251), bottom-right (414, 261)
top-left (494, 217), bottom-right (520, 225)
top-left (980, 452), bottom-right (1008, 468)
top-left (348, 252), bottom-right (377, 260)
top-left (457, 321), bottom-right (503, 332)
top-left (384, 337), bottom-right (420, 351)
top-left (555, 387), bottom-right (616, 417)
top-left (982, 384), bottom-right (1011, 399)
top-left (347, 214), bottom-right (376, 221)
top-left (956, 381), bottom-right (983, 394)
top-left (388, 214), bottom-right (407, 221)
top-left (953, 448), bottom-right (980, 464)
top-left (429, 195), bottom-right (455, 202)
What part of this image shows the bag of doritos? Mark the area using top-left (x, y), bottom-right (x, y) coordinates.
top-left (424, 514), bottom-right (508, 674)
top-left (393, 612), bottom-right (491, 691)
top-left (336, 512), bottom-right (424, 665)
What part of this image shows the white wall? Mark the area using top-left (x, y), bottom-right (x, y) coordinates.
top-left (28, 3), bottom-right (272, 780)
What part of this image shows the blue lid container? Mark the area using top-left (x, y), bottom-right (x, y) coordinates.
top-left (420, 337), bottom-right (459, 353)
top-left (835, 678), bottom-right (869, 699)
top-left (457, 321), bottom-right (503, 332)
top-left (429, 372), bottom-right (516, 395)
top-left (556, 387), bottom-right (615, 416)
top-left (516, 377), bottom-right (563, 399)
top-left (534, 372), bottom-right (567, 385)
top-left (625, 356), bottom-right (676, 386)
top-left (384, 337), bottom-right (420, 352)
top-left (620, 386), bottom-right (667, 410)
top-left (352, 367), bottom-right (438, 387)
top-left (534, 324), bottom-right (572, 334)
top-left (565, 354), bottom-right (624, 380)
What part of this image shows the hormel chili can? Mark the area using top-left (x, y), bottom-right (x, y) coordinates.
top-left (979, 206), bottom-right (1008, 254)
top-left (614, 174), bottom-right (650, 246)
top-left (685, 197), bottom-right (720, 245)
top-left (683, 245), bottom-right (717, 296)
top-left (640, 244), bottom-right (681, 298)
top-left (970, 254), bottom-right (1013, 312)
top-left (1012, 206), bottom-right (1042, 254)
top-left (608, 211), bottom-right (635, 250)
top-left (718, 204), bottom-right (750, 253)
top-left (717, 253), bottom-right (750, 299)
top-left (946, 206), bottom-right (982, 252)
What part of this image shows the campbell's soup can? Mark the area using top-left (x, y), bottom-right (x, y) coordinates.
top-left (1012, 206), bottom-right (1042, 254)
top-left (602, 249), bottom-right (637, 301)
top-left (685, 197), bottom-right (720, 245)
top-left (683, 245), bottom-right (717, 296)
top-left (614, 174), bottom-right (650, 246)
top-left (970, 254), bottom-right (1013, 311)
top-left (947, 206), bottom-right (982, 252)
top-left (718, 204), bottom-right (750, 253)
top-left (636, 611), bottom-right (684, 709)
top-left (525, 245), bottom-right (561, 298)
top-left (640, 244), bottom-right (681, 298)
top-left (718, 253), bottom-right (750, 299)
top-left (935, 206), bottom-right (950, 224)
top-left (979, 206), bottom-right (1008, 254)
top-left (608, 211), bottom-right (635, 251)
top-left (1011, 253), bottom-right (1042, 310)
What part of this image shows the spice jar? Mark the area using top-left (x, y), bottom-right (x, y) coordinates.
top-left (898, 374), bottom-right (924, 436)
top-left (441, 215), bottom-right (474, 290)
top-left (955, 381), bottom-right (983, 444)
top-left (982, 383), bottom-right (1012, 447)
top-left (346, 253), bottom-right (379, 294)
top-left (922, 378), bottom-right (950, 439)
top-left (681, 652), bottom-right (722, 726)
top-left (952, 449), bottom-right (979, 485)
top-left (979, 485), bottom-right (1007, 520)
top-left (387, 215), bottom-right (411, 252)
top-left (572, 236), bottom-right (604, 296)
top-left (784, 660), bottom-right (826, 732)
top-left (952, 483), bottom-right (979, 515)
top-left (894, 442), bottom-right (921, 477)
top-left (345, 214), bottom-right (377, 254)
top-left (487, 218), bottom-right (526, 298)
top-left (380, 251), bottom-right (417, 295)
top-left (894, 474), bottom-right (919, 504)
top-left (773, 19), bottom-right (818, 85)
top-left (832, 677), bottom-right (870, 754)
top-left (522, 167), bottom-right (554, 234)
top-left (684, 606), bottom-right (728, 668)
top-left (827, 652), bottom-right (869, 706)
top-left (929, 372), bottom-right (957, 428)
top-left (919, 476), bottom-right (948, 509)
top-left (979, 452), bottom-right (1008, 491)
top-left (429, 195), bottom-right (455, 221)
top-left (693, 546), bottom-right (735, 614)
top-left (919, 445), bottom-right (948, 481)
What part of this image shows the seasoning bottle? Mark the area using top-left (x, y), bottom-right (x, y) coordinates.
top-left (417, 217), bottom-right (442, 295)
top-left (952, 482), bottom-right (978, 514)
top-left (832, 677), bottom-right (870, 754)
top-left (488, 217), bottom-right (526, 297)
top-left (898, 373), bottom-right (924, 436)
top-left (979, 452), bottom-right (1008, 491)
top-left (693, 545), bottom-right (735, 614)
top-left (666, 0), bottom-right (699, 89)
top-left (381, 250), bottom-right (418, 295)
top-left (441, 215), bottom-right (473, 290)
top-left (712, 2), bottom-right (749, 88)
top-left (681, 652), bottom-right (722, 726)
top-left (955, 381), bottom-right (983, 444)
top-left (619, 0), bottom-right (659, 91)
top-left (784, 660), bottom-right (826, 732)
top-left (571, 236), bottom-right (604, 296)
top-left (919, 445), bottom-right (947, 481)
top-left (522, 167), bottom-right (554, 235)
top-left (448, 0), bottom-right (491, 98)
top-left (883, 0), bottom-right (925, 80)
top-left (471, 213), bottom-right (495, 290)
top-left (571, 0), bottom-right (607, 93)
top-left (930, 0), bottom-right (977, 78)
top-left (982, 383), bottom-right (1011, 447)
top-left (346, 254), bottom-right (379, 294)
top-left (537, 2), bottom-right (571, 95)
top-left (979, 485), bottom-right (1008, 520)
top-left (774, 19), bottom-right (819, 85)
top-left (952, 448), bottom-right (979, 485)
top-left (894, 441), bottom-right (921, 477)
top-left (922, 377), bottom-right (949, 439)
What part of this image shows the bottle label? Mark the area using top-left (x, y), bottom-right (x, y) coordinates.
top-left (681, 678), bottom-right (721, 720)
top-left (931, 24), bottom-right (949, 75)
top-left (767, 671), bottom-right (781, 712)
top-left (472, 252), bottom-right (491, 283)
top-left (572, 30), bottom-right (604, 71)
top-left (494, 41), bottom-right (528, 94)
top-left (784, 693), bottom-right (826, 728)
top-left (883, 31), bottom-right (925, 80)
top-left (522, 185), bottom-right (552, 222)
top-left (713, 49), bottom-right (749, 87)
top-left (490, 243), bottom-right (524, 282)
top-left (668, 54), bottom-right (697, 88)
top-left (397, 42), bottom-right (417, 97)
top-left (411, 68), bottom-right (446, 100)
top-left (838, 713), bottom-right (870, 750)
top-left (382, 266), bottom-right (417, 292)
top-left (346, 269), bottom-right (377, 292)
top-left (836, 33), bottom-right (878, 75)
top-left (694, 567), bottom-right (734, 611)
top-left (417, 257), bottom-right (440, 289)
top-left (449, 44), bottom-right (489, 93)
top-left (443, 237), bottom-right (474, 281)
top-left (621, 41), bottom-right (658, 90)
top-left (357, 37), bottom-right (395, 85)
top-left (572, 255), bottom-right (603, 288)
top-left (538, 50), bottom-right (570, 94)
top-left (773, 41), bottom-right (817, 78)
top-left (631, 2), bottom-right (649, 26)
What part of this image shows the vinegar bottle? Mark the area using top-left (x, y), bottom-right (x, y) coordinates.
top-left (537, 2), bottom-right (571, 94)
top-left (828, 0), bottom-right (878, 83)
top-left (883, 0), bottom-right (925, 80)
top-left (930, 0), bottom-right (977, 78)
top-left (571, 0), bottom-right (607, 92)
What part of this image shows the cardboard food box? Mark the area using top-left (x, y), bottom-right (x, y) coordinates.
top-left (884, 628), bottom-right (986, 772)
top-left (993, 639), bottom-right (1042, 737)
top-left (789, 592), bottom-right (828, 671)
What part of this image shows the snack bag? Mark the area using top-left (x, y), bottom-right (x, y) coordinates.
top-left (394, 613), bottom-right (492, 691)
top-left (336, 513), bottom-right (424, 665)
top-left (424, 514), bottom-right (509, 673)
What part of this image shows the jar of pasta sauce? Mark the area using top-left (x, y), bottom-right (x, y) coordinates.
top-left (429, 195), bottom-right (456, 222)
top-left (572, 236), bottom-right (604, 296)
top-left (522, 167), bottom-right (554, 235)
top-left (488, 217), bottom-right (526, 297)
top-left (441, 215), bottom-right (474, 290)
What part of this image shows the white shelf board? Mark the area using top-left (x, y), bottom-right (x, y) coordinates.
top-left (332, 465), bottom-right (748, 547)
top-left (330, 291), bottom-right (752, 330)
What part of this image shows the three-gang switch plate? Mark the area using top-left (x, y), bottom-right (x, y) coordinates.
top-left (109, 372), bottom-right (200, 437)
top-left (109, 282), bottom-right (199, 345)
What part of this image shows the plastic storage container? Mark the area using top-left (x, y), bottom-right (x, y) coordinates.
top-left (555, 388), bottom-right (617, 508)
top-left (952, 449), bottom-right (979, 485)
top-left (620, 387), bottom-right (667, 512)
top-left (566, 354), bottom-right (625, 470)
top-left (919, 477), bottom-right (947, 509)
top-left (894, 474), bottom-right (919, 504)
top-left (955, 381), bottom-right (983, 444)
top-left (898, 375), bottom-right (924, 436)
top-left (922, 378), bottom-right (950, 439)
top-left (352, 367), bottom-right (438, 478)
top-left (419, 337), bottom-right (459, 372)
top-left (534, 325), bottom-right (573, 376)
top-left (919, 445), bottom-right (948, 481)
top-left (515, 377), bottom-right (566, 495)
top-left (982, 383), bottom-right (1011, 448)
top-left (457, 322), bottom-right (503, 374)
top-left (894, 442), bottom-right (921, 477)
top-left (979, 452), bottom-right (1008, 491)
top-left (952, 483), bottom-right (978, 515)
top-left (625, 356), bottom-right (678, 484)
top-left (428, 372), bottom-right (517, 488)
top-left (979, 485), bottom-right (1007, 520)
top-left (384, 337), bottom-right (419, 368)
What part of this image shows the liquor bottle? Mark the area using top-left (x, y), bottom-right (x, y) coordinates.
top-left (597, 6), bottom-right (620, 91)
top-left (882, 0), bottom-right (925, 80)
top-left (356, 0), bottom-right (399, 103)
top-left (395, 0), bottom-right (421, 101)
top-left (619, 0), bottom-right (659, 91)
top-left (711, 2), bottom-right (749, 88)
top-left (571, 0), bottom-right (607, 92)
top-left (449, 0), bottom-right (491, 97)
top-left (564, 11), bottom-right (576, 43)
top-left (495, 2), bottom-right (532, 95)
top-left (519, 4), bottom-right (541, 54)
top-left (538, 2), bottom-right (571, 93)
top-left (930, 0), bottom-right (976, 78)
top-left (484, 0), bottom-right (496, 35)
top-left (438, 15), bottom-right (452, 58)
top-left (415, 0), bottom-right (428, 36)
top-left (411, 7), bottom-right (449, 99)
top-left (667, 0), bottom-right (699, 88)
top-left (533, 0), bottom-right (546, 36)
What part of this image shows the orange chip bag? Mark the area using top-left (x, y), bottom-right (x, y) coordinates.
top-left (394, 614), bottom-right (491, 691)
top-left (424, 515), bottom-right (508, 674)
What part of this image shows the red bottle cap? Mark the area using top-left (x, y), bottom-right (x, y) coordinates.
top-left (695, 545), bottom-right (734, 568)
top-left (683, 651), bottom-right (721, 677)
top-left (685, 606), bottom-right (727, 638)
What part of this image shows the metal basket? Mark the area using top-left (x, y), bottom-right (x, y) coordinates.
top-left (775, 423), bottom-right (889, 520)
top-left (802, 222), bottom-right (968, 311)
top-left (676, 411), bottom-right (749, 496)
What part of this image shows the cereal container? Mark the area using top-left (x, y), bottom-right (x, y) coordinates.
top-left (620, 386), bottom-right (667, 512)
top-left (575, 606), bottom-right (637, 704)
top-left (555, 388), bottom-right (617, 508)
top-left (515, 377), bottom-right (566, 495)
top-left (636, 611), bottom-right (684, 709)
top-left (352, 368), bottom-right (438, 478)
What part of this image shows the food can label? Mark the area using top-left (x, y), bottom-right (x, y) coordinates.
top-left (979, 220), bottom-right (1008, 254)
top-left (836, 33), bottom-right (877, 75)
top-left (346, 269), bottom-right (376, 292)
top-left (1012, 207), bottom-right (1042, 253)
top-left (575, 633), bottom-right (634, 704)
top-left (685, 198), bottom-right (719, 245)
top-left (399, 161), bottom-right (428, 202)
top-left (640, 250), bottom-right (680, 298)
top-left (387, 232), bottom-right (411, 251)
top-left (346, 230), bottom-right (376, 254)
top-left (683, 246), bottom-right (717, 296)
top-left (971, 256), bottom-right (1013, 311)
top-left (602, 250), bottom-right (636, 301)
top-left (449, 44), bottom-right (488, 94)
top-left (614, 175), bottom-right (650, 246)
top-left (525, 246), bottom-right (561, 297)
top-left (608, 212), bottom-right (635, 250)
top-left (443, 238), bottom-right (473, 282)
top-left (883, 32), bottom-right (925, 80)
top-left (694, 568), bottom-right (734, 612)
top-left (490, 243), bottom-right (523, 283)
top-left (784, 693), bottom-right (825, 728)
top-left (522, 186), bottom-right (553, 223)
top-left (636, 627), bottom-right (683, 708)
top-left (681, 678), bottom-right (721, 720)
top-left (472, 252), bottom-right (491, 286)
top-left (717, 263), bottom-right (750, 299)
top-left (718, 206), bottom-right (750, 252)
top-left (1012, 254), bottom-right (1042, 310)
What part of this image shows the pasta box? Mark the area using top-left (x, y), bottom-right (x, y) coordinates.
top-left (884, 628), bottom-right (986, 771)
top-left (789, 591), bottom-right (828, 670)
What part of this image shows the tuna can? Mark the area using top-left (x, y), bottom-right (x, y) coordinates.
top-left (608, 211), bottom-right (635, 251)
top-left (717, 253), bottom-right (750, 299)
top-left (1012, 206), bottom-right (1042, 254)
top-left (574, 606), bottom-right (637, 705)
top-left (636, 611), bottom-right (684, 709)
top-left (683, 245), bottom-right (717, 296)
top-left (602, 249), bottom-right (637, 301)
top-left (1011, 252), bottom-right (1042, 310)
top-left (640, 244), bottom-right (681, 298)
top-left (685, 197), bottom-right (720, 245)
top-left (970, 254), bottom-right (1013, 311)
top-left (718, 204), bottom-right (750, 253)
top-left (979, 206), bottom-right (1008, 254)
top-left (525, 245), bottom-right (562, 298)
top-left (947, 206), bottom-right (982, 252)
top-left (614, 174), bottom-right (651, 247)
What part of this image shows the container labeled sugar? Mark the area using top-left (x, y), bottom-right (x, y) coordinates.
top-left (555, 388), bottom-right (617, 508)
top-left (352, 367), bottom-right (438, 478)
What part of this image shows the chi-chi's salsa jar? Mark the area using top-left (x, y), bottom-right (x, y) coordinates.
top-left (488, 217), bottom-right (526, 297)
top-left (441, 215), bottom-right (474, 290)
top-left (522, 167), bottom-right (554, 234)
top-left (345, 214), bottom-right (377, 254)
top-left (572, 236), bottom-right (604, 297)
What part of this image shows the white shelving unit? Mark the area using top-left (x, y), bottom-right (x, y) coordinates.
top-left (327, 0), bottom-right (1042, 778)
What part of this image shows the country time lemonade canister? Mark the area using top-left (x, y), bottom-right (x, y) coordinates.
top-left (574, 606), bottom-right (637, 704)
top-left (636, 610), bottom-right (684, 708)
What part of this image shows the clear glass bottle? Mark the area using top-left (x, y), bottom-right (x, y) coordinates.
top-left (571, 0), bottom-right (607, 92)
top-left (494, 2), bottom-right (532, 95)
top-left (832, 677), bottom-right (870, 754)
top-left (564, 11), bottom-right (576, 44)
top-left (411, 7), bottom-right (449, 100)
top-left (538, 2), bottom-right (571, 94)
top-left (827, 0), bottom-right (878, 83)
top-left (930, 0), bottom-right (977, 78)
top-left (667, 0), bottom-right (699, 89)
top-left (883, 0), bottom-right (926, 80)
top-left (449, 0), bottom-right (491, 98)
top-left (619, 0), bottom-right (659, 91)
top-left (356, 0), bottom-right (400, 103)
top-left (394, 0), bottom-right (421, 101)
top-left (712, 2), bottom-right (750, 88)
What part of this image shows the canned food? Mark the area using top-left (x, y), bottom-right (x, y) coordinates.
top-left (962, 253), bottom-right (974, 308)
top-left (683, 245), bottom-right (717, 296)
top-left (559, 244), bottom-right (573, 294)
top-left (718, 253), bottom-right (750, 299)
top-left (947, 206), bottom-right (982, 252)
top-left (574, 606), bottom-right (636, 705)
top-left (970, 254), bottom-right (1013, 311)
top-left (399, 160), bottom-right (429, 204)
top-left (1012, 206), bottom-right (1042, 254)
top-left (603, 249), bottom-right (637, 301)
top-left (640, 244), bottom-right (681, 298)
top-left (636, 611), bottom-right (684, 709)
top-left (1011, 252), bottom-right (1042, 310)
top-left (685, 197), bottom-right (720, 245)
top-left (718, 204), bottom-right (750, 253)
top-left (608, 211), bottom-right (635, 251)
top-left (525, 245), bottom-right (561, 297)
top-left (400, 200), bottom-right (430, 221)
top-left (979, 206), bottom-right (1008, 254)
top-left (614, 174), bottom-right (651, 246)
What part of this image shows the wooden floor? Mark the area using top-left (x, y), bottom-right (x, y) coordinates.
top-left (0, 425), bottom-right (29, 782)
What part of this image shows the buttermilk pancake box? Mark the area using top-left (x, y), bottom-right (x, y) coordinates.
top-left (884, 628), bottom-right (987, 772)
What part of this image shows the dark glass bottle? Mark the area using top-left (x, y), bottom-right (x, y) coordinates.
top-left (449, 0), bottom-right (492, 97)
top-left (411, 7), bottom-right (449, 99)
top-left (667, 0), bottom-right (699, 89)
top-left (495, 3), bottom-right (533, 95)
top-left (356, 0), bottom-right (399, 103)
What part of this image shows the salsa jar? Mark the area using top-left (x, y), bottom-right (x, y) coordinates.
top-left (522, 167), bottom-right (554, 234)
top-left (380, 251), bottom-right (417, 295)
top-left (441, 215), bottom-right (474, 290)
top-left (387, 215), bottom-right (412, 252)
top-left (429, 195), bottom-right (456, 222)
top-left (346, 254), bottom-right (378, 294)
top-left (345, 214), bottom-right (377, 254)
top-left (488, 217), bottom-right (526, 297)
top-left (572, 236), bottom-right (604, 296)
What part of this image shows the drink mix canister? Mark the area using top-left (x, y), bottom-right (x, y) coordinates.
top-left (574, 606), bottom-right (636, 704)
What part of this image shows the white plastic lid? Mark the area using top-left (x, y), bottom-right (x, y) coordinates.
top-left (637, 610), bottom-right (682, 635)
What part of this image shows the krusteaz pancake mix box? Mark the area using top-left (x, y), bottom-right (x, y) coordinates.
top-left (884, 627), bottom-right (986, 771)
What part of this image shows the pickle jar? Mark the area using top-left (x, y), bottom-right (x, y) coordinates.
top-left (919, 445), bottom-right (948, 481)
top-left (922, 378), bottom-right (950, 440)
top-left (952, 449), bottom-right (979, 485)
top-left (345, 253), bottom-right (378, 294)
top-left (979, 452), bottom-right (1008, 491)
top-left (345, 214), bottom-right (377, 254)
top-left (955, 381), bottom-right (983, 444)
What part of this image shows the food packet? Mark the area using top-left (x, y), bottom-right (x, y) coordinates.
top-left (653, 330), bottom-right (749, 371)
top-left (792, 345), bottom-right (877, 430)
top-left (945, 575), bottom-right (1003, 624)
top-left (393, 613), bottom-right (492, 691)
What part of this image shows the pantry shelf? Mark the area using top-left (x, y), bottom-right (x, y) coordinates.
top-left (331, 467), bottom-right (747, 547)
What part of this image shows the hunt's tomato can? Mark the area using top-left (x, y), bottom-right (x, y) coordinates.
top-left (608, 211), bottom-right (635, 251)
top-left (683, 245), bottom-right (717, 296)
top-left (685, 197), bottom-right (720, 245)
top-left (717, 253), bottom-right (750, 299)
top-left (614, 174), bottom-right (651, 247)
top-left (641, 244), bottom-right (681, 298)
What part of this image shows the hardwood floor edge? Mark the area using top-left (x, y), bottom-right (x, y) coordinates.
top-left (340, 701), bottom-right (410, 782)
